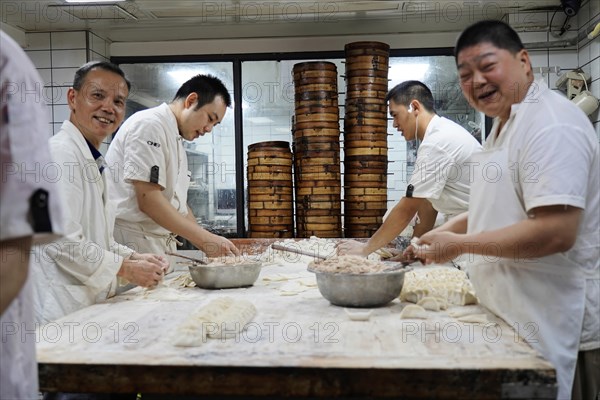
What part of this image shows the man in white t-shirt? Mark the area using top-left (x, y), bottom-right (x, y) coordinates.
top-left (337, 80), bottom-right (482, 258)
top-left (106, 75), bottom-right (239, 261)
top-left (417, 20), bottom-right (599, 399)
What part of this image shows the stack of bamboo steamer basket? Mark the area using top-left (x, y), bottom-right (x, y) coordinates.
top-left (343, 41), bottom-right (390, 238)
top-left (292, 61), bottom-right (342, 238)
top-left (247, 141), bottom-right (294, 238)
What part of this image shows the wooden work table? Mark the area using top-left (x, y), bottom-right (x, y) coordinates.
top-left (37, 240), bottom-right (557, 399)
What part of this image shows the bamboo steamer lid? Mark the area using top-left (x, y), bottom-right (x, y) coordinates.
top-left (294, 157), bottom-right (341, 167)
top-left (248, 216), bottom-right (294, 225)
top-left (294, 83), bottom-right (337, 92)
top-left (345, 41), bottom-right (390, 52)
top-left (248, 193), bottom-right (294, 202)
top-left (344, 110), bottom-right (388, 120)
top-left (344, 103), bottom-right (388, 113)
top-left (294, 121), bottom-right (340, 130)
top-left (294, 76), bottom-right (338, 85)
top-left (293, 61), bottom-right (337, 73)
top-left (345, 55), bottom-right (390, 65)
top-left (296, 223), bottom-right (342, 231)
top-left (345, 90), bottom-right (388, 99)
top-left (294, 142), bottom-right (340, 153)
top-left (295, 98), bottom-right (338, 108)
top-left (296, 216), bottom-right (341, 224)
top-left (295, 90), bottom-right (338, 101)
top-left (295, 113), bottom-right (339, 123)
top-left (248, 224), bottom-right (294, 232)
top-left (294, 105), bottom-right (339, 115)
top-left (343, 180), bottom-right (387, 189)
top-left (248, 186), bottom-right (293, 195)
top-left (249, 231), bottom-right (294, 239)
top-left (344, 154), bottom-right (388, 162)
top-left (343, 140), bottom-right (387, 149)
top-left (345, 60), bottom-right (389, 71)
top-left (293, 70), bottom-right (338, 80)
top-left (247, 165), bottom-right (291, 173)
top-left (295, 172), bottom-right (340, 181)
top-left (294, 135), bottom-right (341, 144)
top-left (296, 201), bottom-right (341, 210)
top-left (247, 172), bottom-right (293, 181)
top-left (344, 215), bottom-right (384, 224)
top-left (343, 168), bottom-right (387, 177)
top-left (247, 157), bottom-right (293, 167)
top-left (343, 173), bottom-right (387, 182)
top-left (295, 164), bottom-right (340, 174)
top-left (345, 76), bottom-right (389, 86)
top-left (296, 186), bottom-right (341, 196)
top-left (248, 180), bottom-right (293, 188)
top-left (344, 147), bottom-right (388, 157)
top-left (345, 83), bottom-right (389, 93)
top-left (248, 140), bottom-right (290, 151)
top-left (345, 194), bottom-right (388, 202)
top-left (295, 179), bottom-right (341, 188)
top-left (345, 187), bottom-right (388, 196)
top-left (293, 128), bottom-right (340, 138)
top-left (248, 201), bottom-right (294, 210)
top-left (343, 132), bottom-right (388, 141)
top-left (296, 208), bottom-right (341, 216)
top-left (248, 208), bottom-right (294, 217)
top-left (297, 194), bottom-right (341, 202)
top-left (344, 118), bottom-right (388, 128)
top-left (343, 69), bottom-right (389, 79)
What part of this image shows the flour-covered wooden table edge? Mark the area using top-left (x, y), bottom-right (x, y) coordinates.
top-left (36, 237), bottom-right (557, 398)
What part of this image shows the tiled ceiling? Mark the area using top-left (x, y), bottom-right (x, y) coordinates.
top-left (2, 0), bottom-right (563, 42)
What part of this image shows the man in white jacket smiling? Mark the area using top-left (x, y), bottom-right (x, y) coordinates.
top-left (32, 61), bottom-right (169, 324)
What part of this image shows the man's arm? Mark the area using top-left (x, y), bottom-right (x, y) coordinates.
top-left (0, 236), bottom-right (32, 315)
top-left (417, 205), bottom-right (581, 263)
top-left (133, 181), bottom-right (239, 256)
top-left (338, 197), bottom-right (424, 256)
top-left (412, 200), bottom-right (438, 238)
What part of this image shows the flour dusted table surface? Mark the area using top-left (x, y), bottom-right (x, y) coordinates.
top-left (37, 239), bottom-right (556, 398)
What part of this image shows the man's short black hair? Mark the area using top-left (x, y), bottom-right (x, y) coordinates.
top-left (454, 19), bottom-right (525, 62)
top-left (173, 74), bottom-right (232, 110)
top-left (73, 61), bottom-right (131, 91)
top-left (385, 80), bottom-right (435, 112)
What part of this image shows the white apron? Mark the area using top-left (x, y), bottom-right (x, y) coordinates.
top-left (467, 132), bottom-right (589, 400)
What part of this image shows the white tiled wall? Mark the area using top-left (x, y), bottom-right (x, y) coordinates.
top-left (577, 0), bottom-right (600, 139)
top-left (509, 6), bottom-right (599, 139)
top-left (23, 31), bottom-right (110, 136)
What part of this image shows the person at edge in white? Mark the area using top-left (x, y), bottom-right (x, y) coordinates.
top-left (415, 20), bottom-right (599, 400)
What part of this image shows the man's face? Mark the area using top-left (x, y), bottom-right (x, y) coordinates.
top-left (456, 42), bottom-right (532, 121)
top-left (389, 100), bottom-right (416, 141)
top-left (68, 68), bottom-right (129, 146)
top-left (178, 95), bottom-right (227, 141)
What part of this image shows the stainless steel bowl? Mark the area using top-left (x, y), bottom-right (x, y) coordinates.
top-left (311, 267), bottom-right (411, 308)
top-left (188, 262), bottom-right (262, 289)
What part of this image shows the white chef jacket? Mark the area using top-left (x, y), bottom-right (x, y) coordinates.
top-left (1, 30), bottom-right (64, 400)
top-left (31, 120), bottom-right (135, 324)
top-left (106, 103), bottom-right (190, 251)
top-left (408, 115), bottom-right (482, 218)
